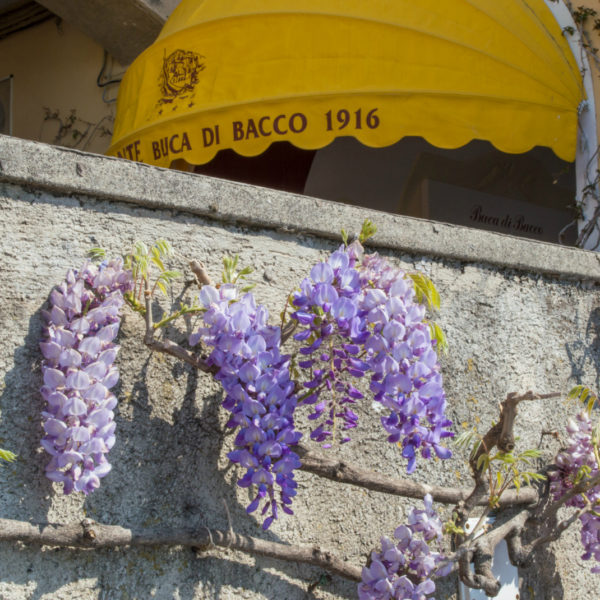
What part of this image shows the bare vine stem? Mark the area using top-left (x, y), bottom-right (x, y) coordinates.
top-left (454, 390), bottom-right (562, 593)
top-left (189, 260), bottom-right (211, 286)
top-left (0, 518), bottom-right (362, 582)
top-left (296, 444), bottom-right (537, 507)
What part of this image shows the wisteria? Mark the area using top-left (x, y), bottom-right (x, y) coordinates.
top-left (34, 226), bottom-right (600, 598)
top-left (290, 241), bottom-right (452, 472)
top-left (189, 284), bottom-right (302, 529)
top-left (184, 239), bottom-right (451, 528)
top-left (550, 410), bottom-right (600, 572)
top-left (358, 494), bottom-right (449, 600)
top-left (290, 244), bottom-right (367, 447)
top-left (40, 258), bottom-right (132, 494)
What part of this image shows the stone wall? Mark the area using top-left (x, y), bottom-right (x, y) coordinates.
top-left (1, 134), bottom-right (600, 599)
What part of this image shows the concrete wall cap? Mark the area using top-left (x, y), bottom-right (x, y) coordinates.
top-left (1, 133), bottom-right (599, 282)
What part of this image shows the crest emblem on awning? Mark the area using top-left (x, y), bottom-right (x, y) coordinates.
top-left (159, 49), bottom-right (205, 103)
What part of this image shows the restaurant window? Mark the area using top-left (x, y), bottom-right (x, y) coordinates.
top-left (194, 136), bottom-right (577, 245)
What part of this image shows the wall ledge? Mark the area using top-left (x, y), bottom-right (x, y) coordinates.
top-left (2, 134), bottom-right (599, 281)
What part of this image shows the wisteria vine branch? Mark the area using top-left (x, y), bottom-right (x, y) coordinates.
top-left (0, 516), bottom-right (362, 582)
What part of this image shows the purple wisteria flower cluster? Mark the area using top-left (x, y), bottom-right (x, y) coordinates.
top-left (550, 411), bottom-right (600, 572)
top-left (290, 241), bottom-right (452, 471)
top-left (358, 494), bottom-right (450, 600)
top-left (190, 284), bottom-right (302, 529)
top-left (40, 259), bottom-right (132, 494)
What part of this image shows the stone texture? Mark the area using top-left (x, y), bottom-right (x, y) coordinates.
top-left (1, 136), bottom-right (600, 598)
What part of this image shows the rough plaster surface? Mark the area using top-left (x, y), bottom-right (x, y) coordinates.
top-left (1, 137), bottom-right (600, 598)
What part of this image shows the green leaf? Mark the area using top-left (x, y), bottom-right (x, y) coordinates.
top-left (0, 448), bottom-right (17, 462)
top-left (514, 475), bottom-right (521, 493)
top-left (428, 321), bottom-right (448, 353)
top-left (155, 239), bottom-right (174, 257)
top-left (151, 247), bottom-right (165, 271)
top-left (358, 219), bottom-right (377, 243)
top-left (156, 280), bottom-right (167, 296)
top-left (221, 255), bottom-right (255, 285)
top-left (87, 247), bottom-right (106, 261)
top-left (151, 257), bottom-right (165, 272)
top-left (443, 517), bottom-right (465, 536)
top-left (131, 244), bottom-right (150, 279)
top-left (568, 385), bottom-right (597, 413)
top-left (453, 430), bottom-right (478, 449)
top-left (519, 449), bottom-right (542, 459)
top-left (158, 270), bottom-right (182, 282)
top-left (134, 240), bottom-right (148, 259)
top-left (469, 439), bottom-right (482, 462)
top-left (517, 448), bottom-right (542, 467)
top-left (154, 270), bottom-right (181, 295)
top-left (341, 229), bottom-right (349, 246)
top-left (408, 273), bottom-right (441, 312)
top-left (222, 255), bottom-right (237, 283)
top-left (476, 453), bottom-right (489, 471)
top-left (123, 291), bottom-right (146, 315)
top-left (497, 452), bottom-right (516, 464)
top-left (593, 422), bottom-right (600, 448)
top-left (454, 430), bottom-right (483, 461)
top-left (523, 472), bottom-right (546, 482)
top-left (575, 464), bottom-right (592, 484)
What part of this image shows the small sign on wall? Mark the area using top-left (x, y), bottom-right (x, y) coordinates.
top-left (0, 76), bottom-right (12, 136)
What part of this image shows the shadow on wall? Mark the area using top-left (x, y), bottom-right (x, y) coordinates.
top-left (565, 305), bottom-right (600, 392)
top-left (0, 305), bottom-right (55, 521)
top-left (0, 290), bottom-right (356, 599)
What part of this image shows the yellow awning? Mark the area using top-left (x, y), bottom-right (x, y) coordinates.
top-left (107, 0), bottom-right (583, 166)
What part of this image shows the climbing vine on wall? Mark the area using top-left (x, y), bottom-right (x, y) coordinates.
top-left (0, 220), bottom-right (595, 599)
